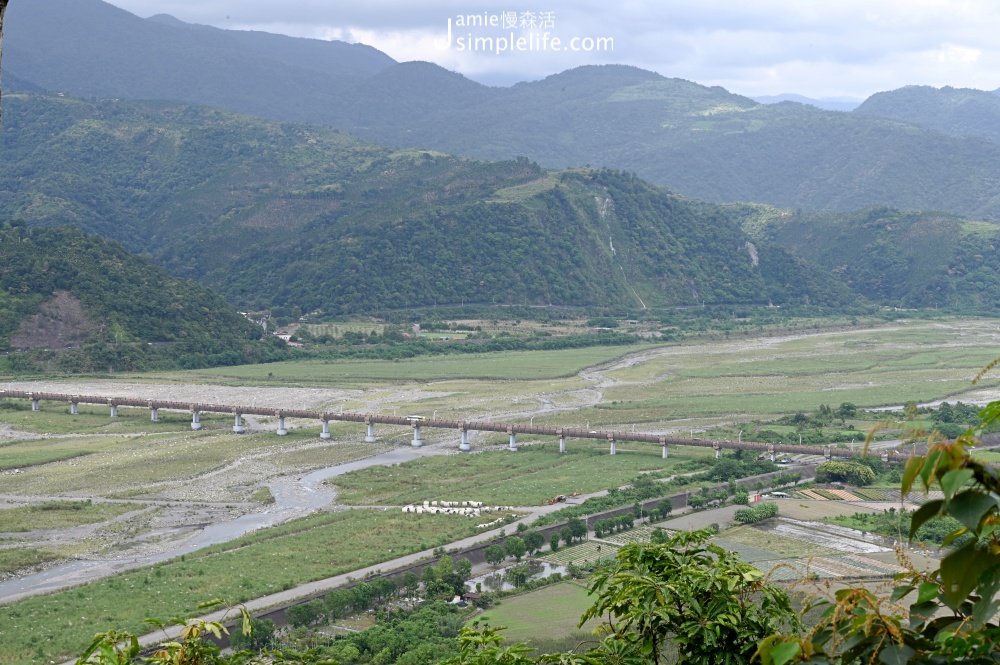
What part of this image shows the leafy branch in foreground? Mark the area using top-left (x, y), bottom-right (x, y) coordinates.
top-left (74, 600), bottom-right (327, 665)
top-left (756, 369), bottom-right (1000, 665)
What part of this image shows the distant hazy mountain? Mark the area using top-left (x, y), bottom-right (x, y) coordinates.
top-left (854, 85), bottom-right (1000, 144)
top-left (751, 94), bottom-right (861, 112)
top-left (4, 0), bottom-right (395, 123)
top-left (10, 0), bottom-right (1000, 223)
top-left (0, 93), bottom-right (855, 314)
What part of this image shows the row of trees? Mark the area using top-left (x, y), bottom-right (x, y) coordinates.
top-left (286, 555), bottom-right (473, 629)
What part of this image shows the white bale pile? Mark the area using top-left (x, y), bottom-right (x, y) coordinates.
top-left (402, 501), bottom-right (484, 518)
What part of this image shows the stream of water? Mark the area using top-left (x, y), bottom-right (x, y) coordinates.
top-left (0, 447), bottom-right (425, 603)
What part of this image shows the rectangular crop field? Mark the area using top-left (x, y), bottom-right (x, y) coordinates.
top-left (175, 345), bottom-right (637, 384)
top-left (540, 541), bottom-right (616, 566)
top-left (330, 443), bottom-right (695, 506)
top-left (472, 582), bottom-right (600, 643)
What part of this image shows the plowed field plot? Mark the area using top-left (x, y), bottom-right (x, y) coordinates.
top-left (768, 518), bottom-right (893, 554)
top-left (756, 553), bottom-right (903, 582)
top-left (600, 525), bottom-right (663, 545)
top-left (709, 537), bottom-right (780, 563)
top-left (723, 525), bottom-right (838, 559)
top-left (770, 500), bottom-right (880, 521)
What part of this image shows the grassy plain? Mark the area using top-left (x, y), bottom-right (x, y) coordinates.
top-left (472, 582), bottom-right (599, 642)
top-left (0, 510), bottom-right (480, 665)
top-left (174, 345), bottom-right (638, 384)
top-left (0, 547), bottom-right (61, 576)
top-left (0, 501), bottom-right (143, 532)
top-left (0, 428), bottom-right (380, 499)
top-left (330, 443), bottom-right (709, 506)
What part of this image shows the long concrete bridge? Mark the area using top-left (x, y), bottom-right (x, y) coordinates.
top-left (0, 389), bottom-right (907, 462)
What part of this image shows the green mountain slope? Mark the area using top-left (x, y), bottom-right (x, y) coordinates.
top-left (0, 94), bottom-right (854, 314)
top-left (12, 1), bottom-right (1000, 221)
top-left (743, 206), bottom-right (1000, 310)
top-left (0, 224), bottom-right (286, 370)
top-left (854, 85), bottom-right (1000, 144)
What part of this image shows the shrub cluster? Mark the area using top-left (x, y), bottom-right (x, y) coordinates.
top-left (815, 461), bottom-right (876, 486)
top-left (733, 501), bottom-right (779, 524)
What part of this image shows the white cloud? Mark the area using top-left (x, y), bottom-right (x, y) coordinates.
top-left (106, 0), bottom-right (1000, 97)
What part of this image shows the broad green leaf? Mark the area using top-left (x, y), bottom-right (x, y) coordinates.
top-left (769, 640), bottom-right (801, 665)
top-left (939, 541), bottom-right (1000, 610)
top-left (948, 490), bottom-right (997, 532)
top-left (909, 499), bottom-right (944, 539)
top-left (940, 469), bottom-right (974, 501)
top-left (917, 581), bottom-right (939, 604)
top-left (919, 449), bottom-right (943, 490)
top-left (941, 526), bottom-right (969, 547)
top-left (978, 401), bottom-right (1000, 427)
top-left (901, 456), bottom-right (923, 496)
top-left (890, 585), bottom-right (914, 603)
top-left (878, 644), bottom-right (915, 665)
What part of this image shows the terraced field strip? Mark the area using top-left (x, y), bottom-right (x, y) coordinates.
top-left (852, 489), bottom-right (891, 501)
top-left (600, 525), bottom-right (662, 546)
top-left (710, 537), bottom-right (784, 563)
top-left (840, 554), bottom-right (906, 575)
top-left (540, 541), bottom-right (616, 565)
top-left (799, 490), bottom-right (828, 500)
top-left (825, 489), bottom-right (862, 501)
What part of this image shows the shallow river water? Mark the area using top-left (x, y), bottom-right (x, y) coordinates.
top-left (0, 447), bottom-right (425, 603)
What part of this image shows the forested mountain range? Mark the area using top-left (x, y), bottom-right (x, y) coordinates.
top-left (9, 0), bottom-right (1000, 221)
top-left (0, 93), bottom-right (855, 315)
top-left (743, 206), bottom-right (1000, 311)
top-left (854, 85), bottom-right (1000, 144)
top-left (0, 224), bottom-right (285, 371)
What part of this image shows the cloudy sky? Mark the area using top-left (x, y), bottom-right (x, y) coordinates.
top-left (105, 1), bottom-right (1000, 99)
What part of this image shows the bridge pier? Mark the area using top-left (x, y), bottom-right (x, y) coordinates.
top-left (660, 437), bottom-right (668, 459)
top-left (150, 407), bottom-right (159, 422)
top-left (70, 399), bottom-right (79, 415)
top-left (191, 410), bottom-right (202, 431)
top-left (459, 428), bottom-right (471, 452)
top-left (508, 430), bottom-right (517, 451)
top-left (365, 420), bottom-right (376, 443)
top-left (768, 444), bottom-right (776, 463)
top-left (559, 435), bottom-right (566, 454)
top-left (714, 443), bottom-right (721, 459)
top-left (233, 413), bottom-right (245, 434)
top-left (609, 436), bottom-right (617, 456)
top-left (110, 404), bottom-right (118, 418)
top-left (411, 424), bottom-right (423, 447)
top-left (31, 399), bottom-right (39, 412)
top-left (276, 415), bottom-right (288, 436)
top-left (321, 419), bottom-right (331, 439)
